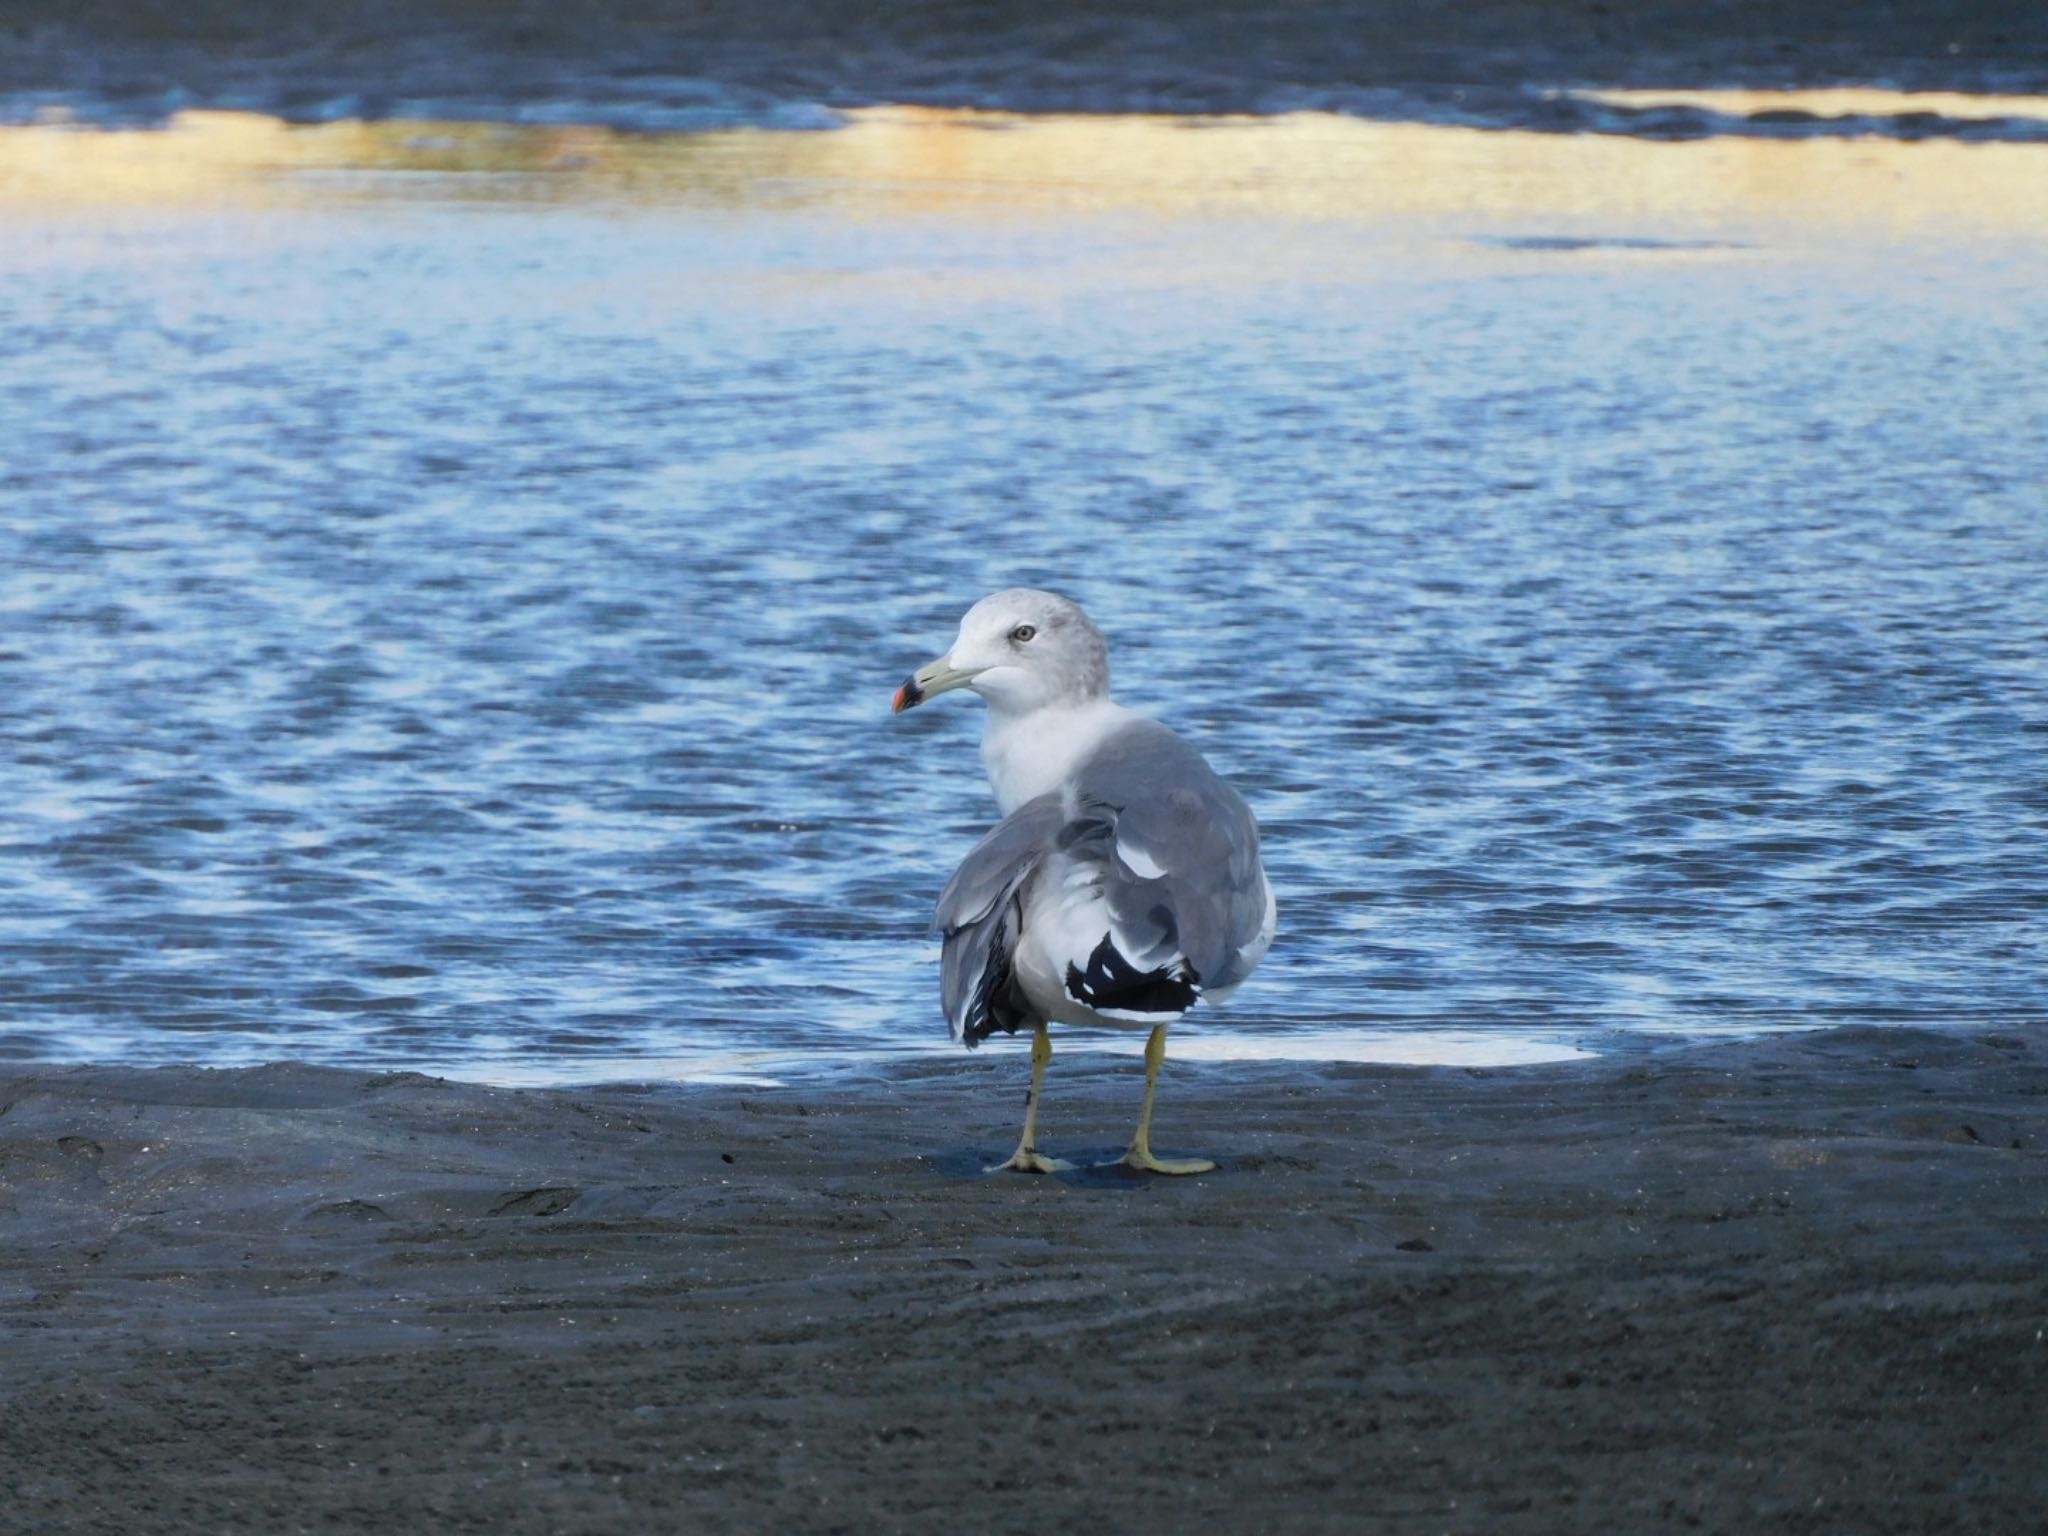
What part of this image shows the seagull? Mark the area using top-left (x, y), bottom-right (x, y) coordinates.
top-left (892, 589), bottom-right (1276, 1175)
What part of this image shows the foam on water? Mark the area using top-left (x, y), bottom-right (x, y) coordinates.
top-left (454, 1028), bottom-right (1596, 1089)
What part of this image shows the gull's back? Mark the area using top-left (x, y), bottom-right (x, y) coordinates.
top-left (936, 715), bottom-right (1275, 1045)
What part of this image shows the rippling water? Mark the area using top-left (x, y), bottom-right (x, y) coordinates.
top-left (2, 108), bottom-right (2044, 1079)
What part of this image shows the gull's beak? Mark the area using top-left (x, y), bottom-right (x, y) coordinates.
top-left (892, 655), bottom-right (976, 714)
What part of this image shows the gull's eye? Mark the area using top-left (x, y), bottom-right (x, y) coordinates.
top-left (1009, 624), bottom-right (1037, 644)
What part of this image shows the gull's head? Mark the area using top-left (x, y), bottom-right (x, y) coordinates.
top-left (892, 588), bottom-right (1110, 716)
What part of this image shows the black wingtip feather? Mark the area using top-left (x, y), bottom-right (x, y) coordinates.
top-left (1064, 934), bottom-right (1198, 1016)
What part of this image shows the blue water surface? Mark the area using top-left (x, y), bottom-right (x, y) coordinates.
top-left (2, 116), bottom-right (2044, 1078)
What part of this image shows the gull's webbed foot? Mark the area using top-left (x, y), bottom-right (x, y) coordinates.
top-left (988, 1147), bottom-right (1072, 1175)
top-left (1103, 1147), bottom-right (1217, 1176)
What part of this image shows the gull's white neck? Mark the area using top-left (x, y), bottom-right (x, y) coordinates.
top-left (981, 695), bottom-right (1132, 815)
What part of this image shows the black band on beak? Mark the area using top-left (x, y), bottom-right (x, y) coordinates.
top-left (891, 674), bottom-right (925, 714)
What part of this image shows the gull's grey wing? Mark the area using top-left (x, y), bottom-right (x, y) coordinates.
top-left (933, 793), bottom-right (1063, 1046)
top-left (930, 724), bottom-right (1271, 1042)
top-left (1066, 718), bottom-right (1270, 996)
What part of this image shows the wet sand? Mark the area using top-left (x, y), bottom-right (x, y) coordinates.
top-left (5, 0), bottom-right (2047, 125)
top-left (3, 1026), bottom-right (2043, 1533)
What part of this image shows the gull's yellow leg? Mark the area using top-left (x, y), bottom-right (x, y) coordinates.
top-left (1115, 1025), bottom-right (1216, 1175)
top-left (989, 1023), bottom-right (1071, 1174)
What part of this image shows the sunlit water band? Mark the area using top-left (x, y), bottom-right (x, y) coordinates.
top-left (1563, 86), bottom-right (2048, 124)
top-left (4, 104), bottom-right (2048, 237)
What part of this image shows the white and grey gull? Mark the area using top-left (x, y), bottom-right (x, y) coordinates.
top-left (892, 589), bottom-right (1276, 1175)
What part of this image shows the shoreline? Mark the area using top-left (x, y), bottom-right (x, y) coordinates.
top-left (4, 1024), bottom-right (2042, 1531)
top-left (4, 1), bottom-right (2048, 132)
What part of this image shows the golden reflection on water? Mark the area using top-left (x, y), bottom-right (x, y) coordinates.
top-left (1566, 86), bottom-right (2048, 122)
top-left (3, 104), bottom-right (2047, 241)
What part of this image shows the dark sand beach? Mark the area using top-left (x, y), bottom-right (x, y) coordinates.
top-left (3, 1026), bottom-right (2043, 1533)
